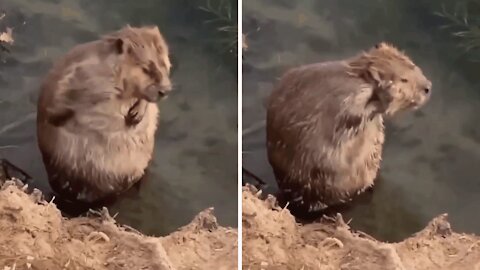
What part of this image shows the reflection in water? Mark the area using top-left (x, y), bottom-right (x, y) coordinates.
top-left (243, 0), bottom-right (480, 241)
top-left (0, 0), bottom-right (237, 236)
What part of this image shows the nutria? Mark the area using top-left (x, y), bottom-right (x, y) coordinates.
top-left (37, 25), bottom-right (172, 203)
top-left (266, 42), bottom-right (431, 212)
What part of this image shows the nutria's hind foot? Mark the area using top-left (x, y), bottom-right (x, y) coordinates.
top-left (52, 192), bottom-right (119, 218)
top-left (49, 173), bottom-right (149, 217)
top-left (287, 185), bottom-right (378, 224)
top-left (51, 195), bottom-right (93, 217)
top-left (286, 199), bottom-right (351, 224)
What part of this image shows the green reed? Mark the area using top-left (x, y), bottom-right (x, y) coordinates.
top-left (198, 0), bottom-right (238, 58)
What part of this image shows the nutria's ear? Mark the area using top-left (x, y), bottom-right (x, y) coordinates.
top-left (148, 25), bottom-right (160, 32)
top-left (110, 38), bottom-right (141, 59)
top-left (107, 37), bottom-right (130, 55)
top-left (114, 38), bottom-right (126, 54)
top-left (374, 42), bottom-right (387, 49)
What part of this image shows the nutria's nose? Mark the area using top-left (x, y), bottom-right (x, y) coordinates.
top-left (144, 83), bottom-right (170, 102)
top-left (422, 80), bottom-right (432, 96)
top-left (158, 83), bottom-right (172, 97)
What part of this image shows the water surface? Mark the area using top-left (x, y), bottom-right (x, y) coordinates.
top-left (243, 0), bottom-right (480, 241)
top-left (0, 0), bottom-right (237, 236)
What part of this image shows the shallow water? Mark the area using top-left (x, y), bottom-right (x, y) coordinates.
top-left (0, 0), bottom-right (237, 236)
top-left (243, 0), bottom-right (480, 241)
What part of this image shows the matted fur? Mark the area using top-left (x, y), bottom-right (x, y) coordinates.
top-left (37, 25), bottom-right (172, 203)
top-left (266, 42), bottom-right (431, 212)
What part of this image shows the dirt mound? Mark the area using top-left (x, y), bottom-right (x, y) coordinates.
top-left (242, 185), bottom-right (480, 270)
top-left (0, 180), bottom-right (237, 270)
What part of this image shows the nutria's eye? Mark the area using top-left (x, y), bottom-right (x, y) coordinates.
top-left (401, 78), bottom-right (408, 83)
top-left (423, 87), bottom-right (430, 94)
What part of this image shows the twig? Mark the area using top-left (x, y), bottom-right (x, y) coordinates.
top-left (242, 120), bottom-right (266, 137)
top-left (0, 112), bottom-right (36, 135)
top-left (242, 166), bottom-right (267, 186)
top-left (0, 158), bottom-right (32, 181)
top-left (0, 145), bottom-right (19, 150)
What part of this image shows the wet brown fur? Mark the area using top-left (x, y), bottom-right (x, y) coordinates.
top-left (266, 42), bottom-right (432, 212)
top-left (37, 25), bottom-right (172, 203)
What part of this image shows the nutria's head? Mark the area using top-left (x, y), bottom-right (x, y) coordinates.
top-left (104, 25), bottom-right (172, 102)
top-left (347, 42), bottom-right (432, 116)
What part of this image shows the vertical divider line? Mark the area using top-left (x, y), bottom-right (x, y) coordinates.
top-left (237, 0), bottom-right (243, 269)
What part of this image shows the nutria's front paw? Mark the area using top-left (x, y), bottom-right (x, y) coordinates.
top-left (125, 99), bottom-right (147, 126)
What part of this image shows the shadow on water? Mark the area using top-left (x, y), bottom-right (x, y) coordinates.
top-left (243, 0), bottom-right (480, 242)
top-left (0, 0), bottom-right (237, 236)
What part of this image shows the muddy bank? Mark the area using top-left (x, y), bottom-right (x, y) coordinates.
top-left (0, 179), bottom-right (237, 270)
top-left (242, 185), bottom-right (480, 270)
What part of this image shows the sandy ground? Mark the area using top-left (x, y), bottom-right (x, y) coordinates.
top-left (0, 179), bottom-right (237, 270)
top-left (242, 184), bottom-right (480, 270)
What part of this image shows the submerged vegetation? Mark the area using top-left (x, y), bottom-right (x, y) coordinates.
top-left (432, 0), bottom-right (480, 69)
top-left (435, 1), bottom-right (480, 53)
top-left (198, 0), bottom-right (237, 61)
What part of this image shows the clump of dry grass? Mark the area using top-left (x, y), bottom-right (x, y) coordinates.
top-left (0, 13), bottom-right (13, 54)
top-left (0, 27), bottom-right (13, 44)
